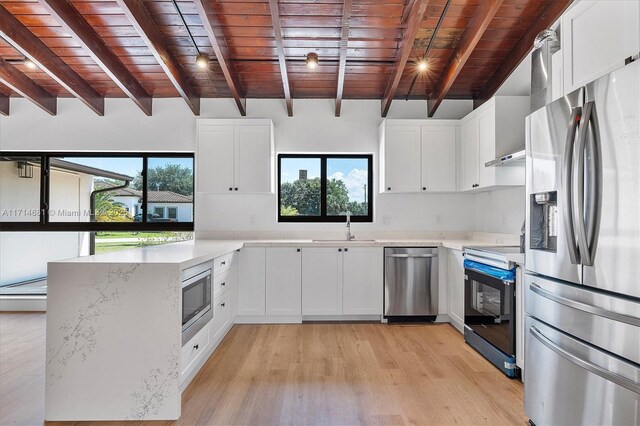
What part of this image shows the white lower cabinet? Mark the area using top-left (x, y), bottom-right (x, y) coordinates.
top-left (266, 247), bottom-right (302, 315)
top-left (446, 248), bottom-right (465, 332)
top-left (237, 247), bottom-right (266, 316)
top-left (302, 248), bottom-right (344, 315)
top-left (181, 322), bottom-right (211, 377)
top-left (342, 247), bottom-right (383, 314)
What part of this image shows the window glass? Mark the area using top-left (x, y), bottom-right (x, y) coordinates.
top-left (145, 157), bottom-right (194, 223)
top-left (279, 157), bottom-right (321, 217)
top-left (48, 157), bottom-right (141, 223)
top-left (168, 207), bottom-right (178, 219)
top-left (0, 156), bottom-right (41, 222)
top-left (326, 158), bottom-right (369, 216)
top-left (278, 155), bottom-right (372, 222)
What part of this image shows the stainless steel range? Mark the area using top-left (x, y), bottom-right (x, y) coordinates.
top-left (463, 246), bottom-right (521, 378)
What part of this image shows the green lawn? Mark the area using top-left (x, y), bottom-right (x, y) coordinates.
top-left (95, 240), bottom-right (169, 254)
top-left (95, 231), bottom-right (179, 239)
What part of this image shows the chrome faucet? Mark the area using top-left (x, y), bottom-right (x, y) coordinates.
top-left (346, 211), bottom-right (355, 241)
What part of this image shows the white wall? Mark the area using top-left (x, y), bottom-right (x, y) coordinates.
top-left (474, 187), bottom-right (526, 234)
top-left (0, 96), bottom-right (525, 236)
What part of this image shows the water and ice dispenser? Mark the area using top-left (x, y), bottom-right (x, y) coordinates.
top-left (530, 191), bottom-right (557, 252)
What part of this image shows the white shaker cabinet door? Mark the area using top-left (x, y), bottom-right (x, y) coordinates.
top-left (562, 0), bottom-right (640, 93)
top-left (383, 125), bottom-right (422, 192)
top-left (234, 125), bottom-right (272, 193)
top-left (237, 247), bottom-right (266, 316)
top-left (197, 125), bottom-right (234, 193)
top-left (460, 118), bottom-right (479, 191)
top-left (421, 125), bottom-right (457, 192)
top-left (301, 248), bottom-right (343, 315)
top-left (266, 247), bottom-right (302, 316)
top-left (342, 247), bottom-right (383, 315)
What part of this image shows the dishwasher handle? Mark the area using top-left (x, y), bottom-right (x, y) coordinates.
top-left (388, 253), bottom-right (437, 259)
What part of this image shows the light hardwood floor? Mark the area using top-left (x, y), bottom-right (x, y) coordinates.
top-left (0, 313), bottom-right (527, 425)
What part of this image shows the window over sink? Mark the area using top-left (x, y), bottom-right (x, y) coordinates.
top-left (278, 154), bottom-right (373, 222)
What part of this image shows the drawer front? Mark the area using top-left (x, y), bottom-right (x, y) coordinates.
top-left (213, 269), bottom-right (231, 298)
top-left (181, 322), bottom-right (211, 376)
top-left (213, 252), bottom-right (234, 276)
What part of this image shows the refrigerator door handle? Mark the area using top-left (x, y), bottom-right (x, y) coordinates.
top-left (562, 107), bottom-right (581, 264)
top-left (577, 101), bottom-right (602, 266)
top-left (529, 282), bottom-right (640, 326)
top-left (530, 325), bottom-right (640, 394)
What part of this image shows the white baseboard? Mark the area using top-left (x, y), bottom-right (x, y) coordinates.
top-left (235, 315), bottom-right (302, 324)
top-left (302, 314), bottom-right (382, 322)
top-left (0, 296), bottom-right (46, 312)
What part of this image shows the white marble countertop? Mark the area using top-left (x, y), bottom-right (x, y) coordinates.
top-left (54, 237), bottom-right (513, 269)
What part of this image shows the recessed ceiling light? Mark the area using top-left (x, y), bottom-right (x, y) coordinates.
top-left (24, 58), bottom-right (37, 70)
top-left (195, 53), bottom-right (209, 70)
top-left (306, 52), bottom-right (319, 70)
top-left (417, 58), bottom-right (428, 72)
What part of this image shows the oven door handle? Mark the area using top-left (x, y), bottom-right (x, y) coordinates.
top-left (530, 282), bottom-right (640, 326)
top-left (530, 325), bottom-right (640, 393)
top-left (388, 254), bottom-right (437, 259)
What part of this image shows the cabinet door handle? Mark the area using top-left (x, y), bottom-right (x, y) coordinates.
top-left (296, 248), bottom-right (300, 252)
top-left (193, 344), bottom-right (199, 350)
top-left (422, 187), bottom-right (426, 191)
top-left (228, 187), bottom-right (233, 191)
top-left (221, 302), bottom-right (226, 307)
top-left (387, 187), bottom-right (391, 191)
top-left (221, 282), bottom-right (226, 286)
top-left (234, 187), bottom-right (238, 191)
top-left (338, 248), bottom-right (342, 252)
top-left (344, 248), bottom-right (348, 252)
top-left (221, 261), bottom-right (226, 266)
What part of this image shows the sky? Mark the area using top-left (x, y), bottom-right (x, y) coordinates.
top-left (281, 157), bottom-right (368, 203)
top-left (58, 157), bottom-right (193, 178)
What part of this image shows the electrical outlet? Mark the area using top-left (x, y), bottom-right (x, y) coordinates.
top-left (249, 214), bottom-right (256, 224)
top-left (382, 215), bottom-right (391, 225)
top-left (502, 214), bottom-right (507, 225)
top-left (435, 214), bottom-right (442, 224)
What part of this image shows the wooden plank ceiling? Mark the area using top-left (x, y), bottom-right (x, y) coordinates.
top-left (0, 0), bottom-right (571, 116)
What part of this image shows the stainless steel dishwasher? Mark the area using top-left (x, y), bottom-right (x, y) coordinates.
top-left (384, 247), bottom-right (438, 320)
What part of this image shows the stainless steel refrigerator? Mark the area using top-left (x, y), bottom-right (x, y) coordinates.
top-left (524, 59), bottom-right (640, 425)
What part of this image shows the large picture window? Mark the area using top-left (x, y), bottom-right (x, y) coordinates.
top-left (278, 154), bottom-right (373, 222)
top-left (0, 152), bottom-right (194, 232)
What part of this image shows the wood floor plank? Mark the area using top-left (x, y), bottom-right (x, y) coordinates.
top-left (0, 314), bottom-right (527, 426)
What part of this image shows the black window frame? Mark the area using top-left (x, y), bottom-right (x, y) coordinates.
top-left (0, 151), bottom-right (194, 232)
top-left (278, 153), bottom-right (373, 223)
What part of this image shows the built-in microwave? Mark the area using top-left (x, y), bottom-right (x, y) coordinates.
top-left (181, 262), bottom-right (213, 345)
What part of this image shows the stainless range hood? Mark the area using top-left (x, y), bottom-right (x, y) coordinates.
top-left (485, 149), bottom-right (525, 167)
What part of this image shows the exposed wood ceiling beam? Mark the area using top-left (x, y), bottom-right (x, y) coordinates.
top-left (0, 94), bottom-right (8, 116)
top-left (195, 0), bottom-right (246, 116)
top-left (473, 0), bottom-right (572, 109)
top-left (381, 0), bottom-right (429, 117)
top-left (39, 0), bottom-right (152, 116)
top-left (0, 4), bottom-right (103, 115)
top-left (114, 0), bottom-right (200, 115)
top-left (335, 0), bottom-right (352, 117)
top-left (268, 0), bottom-right (293, 117)
top-left (0, 58), bottom-right (56, 115)
top-left (427, 0), bottom-right (503, 117)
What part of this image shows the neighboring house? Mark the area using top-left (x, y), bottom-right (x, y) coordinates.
top-left (97, 182), bottom-right (193, 222)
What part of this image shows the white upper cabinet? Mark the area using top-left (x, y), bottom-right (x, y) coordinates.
top-left (196, 119), bottom-right (274, 194)
top-left (460, 118), bottom-right (479, 191)
top-left (196, 125), bottom-right (234, 193)
top-left (342, 247), bottom-right (383, 315)
top-left (562, 0), bottom-right (640, 94)
top-left (379, 120), bottom-right (458, 193)
top-left (458, 96), bottom-right (529, 191)
top-left (265, 247), bottom-right (302, 316)
top-left (301, 248), bottom-right (343, 316)
top-left (380, 123), bottom-right (422, 192)
top-left (421, 125), bottom-right (457, 192)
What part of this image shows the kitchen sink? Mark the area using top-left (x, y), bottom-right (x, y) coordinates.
top-left (311, 239), bottom-right (377, 243)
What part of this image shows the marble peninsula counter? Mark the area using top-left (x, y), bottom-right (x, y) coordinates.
top-left (45, 236), bottom-right (515, 421)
